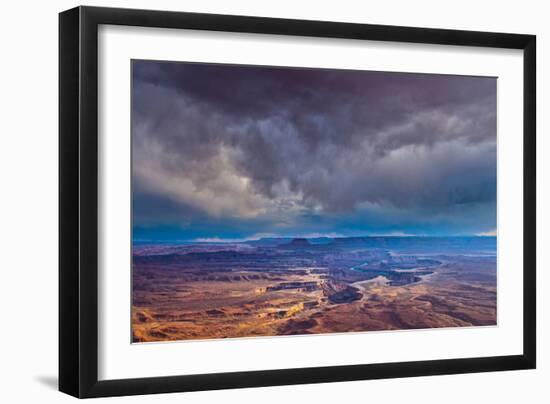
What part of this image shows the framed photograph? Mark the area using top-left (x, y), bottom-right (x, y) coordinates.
top-left (59, 6), bottom-right (536, 398)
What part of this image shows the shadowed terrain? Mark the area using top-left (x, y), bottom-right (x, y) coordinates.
top-left (132, 236), bottom-right (496, 342)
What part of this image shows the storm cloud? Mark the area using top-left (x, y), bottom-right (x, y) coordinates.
top-left (132, 60), bottom-right (496, 239)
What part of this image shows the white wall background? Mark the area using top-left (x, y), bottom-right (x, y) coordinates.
top-left (0, 0), bottom-right (546, 402)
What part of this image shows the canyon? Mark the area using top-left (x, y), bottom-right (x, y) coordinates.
top-left (132, 236), bottom-right (497, 342)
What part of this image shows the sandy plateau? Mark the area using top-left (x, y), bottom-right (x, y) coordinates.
top-left (132, 237), bottom-right (496, 342)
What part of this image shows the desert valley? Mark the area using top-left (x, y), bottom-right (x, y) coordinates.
top-left (132, 236), bottom-right (496, 342)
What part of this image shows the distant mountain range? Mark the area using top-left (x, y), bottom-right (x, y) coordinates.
top-left (258, 235), bottom-right (496, 253)
top-left (134, 235), bottom-right (496, 254)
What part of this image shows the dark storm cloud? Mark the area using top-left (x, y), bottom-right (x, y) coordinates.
top-left (132, 60), bottom-right (496, 237)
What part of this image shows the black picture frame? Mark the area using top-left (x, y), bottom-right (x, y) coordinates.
top-left (59, 5), bottom-right (536, 398)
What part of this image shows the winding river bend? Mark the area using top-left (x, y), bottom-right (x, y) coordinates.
top-left (350, 256), bottom-right (442, 287)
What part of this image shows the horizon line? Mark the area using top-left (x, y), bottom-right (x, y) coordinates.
top-left (133, 234), bottom-right (497, 244)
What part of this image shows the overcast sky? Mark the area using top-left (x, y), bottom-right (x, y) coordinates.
top-left (132, 60), bottom-right (496, 241)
